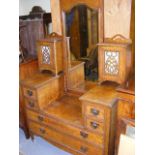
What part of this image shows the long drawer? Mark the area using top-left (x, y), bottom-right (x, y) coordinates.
top-left (26, 109), bottom-right (103, 147)
top-left (28, 121), bottom-right (103, 155)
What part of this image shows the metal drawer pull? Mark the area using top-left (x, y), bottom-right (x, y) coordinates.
top-left (80, 131), bottom-right (88, 138)
top-left (28, 101), bottom-right (34, 107)
top-left (39, 128), bottom-right (46, 134)
top-left (90, 108), bottom-right (99, 116)
top-left (27, 90), bottom-right (33, 96)
top-left (80, 146), bottom-right (88, 153)
top-left (38, 116), bottom-right (44, 121)
top-left (90, 122), bottom-right (99, 129)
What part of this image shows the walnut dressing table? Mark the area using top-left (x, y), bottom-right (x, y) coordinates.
top-left (21, 74), bottom-right (118, 155)
top-left (20, 0), bottom-right (134, 154)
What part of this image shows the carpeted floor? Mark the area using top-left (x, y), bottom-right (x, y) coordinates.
top-left (19, 128), bottom-right (71, 155)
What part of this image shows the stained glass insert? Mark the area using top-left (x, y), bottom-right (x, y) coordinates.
top-left (41, 46), bottom-right (50, 64)
top-left (104, 51), bottom-right (119, 75)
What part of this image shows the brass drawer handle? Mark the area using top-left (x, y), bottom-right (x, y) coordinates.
top-left (28, 101), bottom-right (34, 107)
top-left (39, 128), bottom-right (46, 134)
top-left (90, 108), bottom-right (100, 116)
top-left (90, 122), bottom-right (99, 129)
top-left (38, 115), bottom-right (44, 122)
top-left (80, 146), bottom-right (88, 153)
top-left (27, 90), bottom-right (33, 96)
top-left (80, 131), bottom-right (88, 138)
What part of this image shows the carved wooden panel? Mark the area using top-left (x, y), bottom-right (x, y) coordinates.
top-left (41, 46), bottom-right (51, 64)
top-left (104, 51), bottom-right (119, 75)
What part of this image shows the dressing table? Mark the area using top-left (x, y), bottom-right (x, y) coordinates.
top-left (20, 0), bottom-right (134, 154)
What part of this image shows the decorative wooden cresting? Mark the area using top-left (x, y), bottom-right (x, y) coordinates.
top-left (37, 32), bottom-right (63, 75)
top-left (98, 34), bottom-right (132, 84)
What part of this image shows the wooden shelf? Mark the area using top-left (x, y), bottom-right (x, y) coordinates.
top-left (44, 95), bottom-right (83, 127)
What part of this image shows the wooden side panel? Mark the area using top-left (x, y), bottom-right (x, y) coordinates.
top-left (19, 59), bottom-right (38, 138)
top-left (103, 108), bottom-right (111, 155)
top-left (56, 41), bottom-right (63, 74)
top-left (115, 87), bottom-right (135, 154)
top-left (67, 63), bottom-right (85, 88)
top-left (37, 75), bottom-right (64, 110)
top-left (117, 100), bottom-right (135, 120)
top-left (109, 103), bottom-right (117, 155)
top-left (19, 59), bottom-right (38, 80)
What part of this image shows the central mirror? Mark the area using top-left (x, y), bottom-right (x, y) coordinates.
top-left (65, 5), bottom-right (98, 82)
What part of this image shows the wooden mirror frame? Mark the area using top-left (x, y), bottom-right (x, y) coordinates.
top-left (57, 0), bottom-right (104, 91)
top-left (60, 0), bottom-right (104, 43)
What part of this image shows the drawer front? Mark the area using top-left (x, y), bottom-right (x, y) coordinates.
top-left (26, 109), bottom-right (103, 147)
top-left (26, 109), bottom-right (49, 125)
top-left (86, 118), bottom-right (104, 134)
top-left (25, 98), bottom-right (38, 110)
top-left (23, 87), bottom-right (36, 100)
top-left (29, 121), bottom-right (103, 155)
top-left (85, 104), bottom-right (104, 120)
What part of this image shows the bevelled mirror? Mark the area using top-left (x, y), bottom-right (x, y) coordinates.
top-left (65, 5), bottom-right (99, 82)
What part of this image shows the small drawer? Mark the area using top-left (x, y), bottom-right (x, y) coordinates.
top-left (29, 121), bottom-right (103, 155)
top-left (85, 104), bottom-right (104, 120)
top-left (23, 87), bottom-right (36, 99)
top-left (25, 98), bottom-right (38, 110)
top-left (86, 118), bottom-right (104, 134)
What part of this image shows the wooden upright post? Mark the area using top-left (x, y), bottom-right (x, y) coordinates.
top-left (50, 0), bottom-right (62, 35)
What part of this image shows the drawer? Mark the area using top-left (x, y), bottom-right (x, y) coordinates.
top-left (86, 118), bottom-right (104, 134)
top-left (23, 87), bottom-right (36, 100)
top-left (26, 109), bottom-right (49, 125)
top-left (85, 104), bottom-right (104, 120)
top-left (26, 109), bottom-right (103, 147)
top-left (29, 121), bottom-right (103, 155)
top-left (25, 98), bottom-right (38, 110)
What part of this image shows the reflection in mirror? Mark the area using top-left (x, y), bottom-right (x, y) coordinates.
top-left (65, 5), bottom-right (98, 81)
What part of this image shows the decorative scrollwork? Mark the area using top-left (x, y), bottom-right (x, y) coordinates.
top-left (104, 51), bottom-right (119, 75)
top-left (41, 46), bottom-right (50, 64)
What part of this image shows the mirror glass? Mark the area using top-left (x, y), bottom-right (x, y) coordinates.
top-left (65, 5), bottom-right (98, 81)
